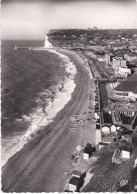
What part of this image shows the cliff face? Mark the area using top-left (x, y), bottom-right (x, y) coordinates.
top-left (81, 140), bottom-right (137, 192)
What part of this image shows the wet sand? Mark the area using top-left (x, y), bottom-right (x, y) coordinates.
top-left (2, 49), bottom-right (96, 192)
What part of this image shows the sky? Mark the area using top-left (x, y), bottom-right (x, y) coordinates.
top-left (1, 0), bottom-right (137, 39)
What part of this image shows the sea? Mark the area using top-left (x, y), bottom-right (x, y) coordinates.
top-left (1, 39), bottom-right (77, 166)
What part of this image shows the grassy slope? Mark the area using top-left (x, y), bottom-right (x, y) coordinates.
top-left (82, 139), bottom-right (137, 192)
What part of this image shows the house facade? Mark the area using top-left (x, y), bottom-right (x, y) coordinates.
top-left (112, 57), bottom-right (127, 70)
top-left (117, 67), bottom-right (131, 77)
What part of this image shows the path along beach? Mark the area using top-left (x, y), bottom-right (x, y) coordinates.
top-left (2, 49), bottom-right (96, 192)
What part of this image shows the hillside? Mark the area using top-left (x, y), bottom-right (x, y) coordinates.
top-left (81, 139), bottom-right (137, 192)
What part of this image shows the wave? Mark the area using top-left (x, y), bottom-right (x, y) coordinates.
top-left (1, 48), bottom-right (77, 167)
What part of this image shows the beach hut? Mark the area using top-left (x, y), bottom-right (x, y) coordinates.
top-left (96, 124), bottom-right (100, 129)
top-left (110, 125), bottom-right (117, 133)
top-left (68, 177), bottom-right (79, 192)
top-left (94, 79), bottom-right (98, 84)
top-left (102, 126), bottom-right (110, 134)
top-left (83, 143), bottom-right (94, 160)
top-left (95, 102), bottom-right (99, 106)
top-left (94, 113), bottom-right (99, 119)
top-left (112, 149), bottom-right (121, 164)
top-left (96, 119), bottom-right (100, 124)
top-left (121, 146), bottom-right (132, 159)
top-left (95, 106), bottom-right (99, 111)
top-left (96, 121), bottom-right (100, 125)
top-left (95, 99), bottom-right (99, 103)
top-left (95, 94), bottom-right (98, 98)
top-left (83, 148), bottom-right (91, 160)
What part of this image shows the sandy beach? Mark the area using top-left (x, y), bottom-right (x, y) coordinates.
top-left (2, 49), bottom-right (96, 192)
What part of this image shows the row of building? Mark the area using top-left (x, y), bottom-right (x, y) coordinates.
top-left (89, 50), bottom-right (137, 161)
top-left (85, 48), bottom-right (137, 78)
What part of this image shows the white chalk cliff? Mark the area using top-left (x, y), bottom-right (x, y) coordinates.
top-left (44, 35), bottom-right (52, 48)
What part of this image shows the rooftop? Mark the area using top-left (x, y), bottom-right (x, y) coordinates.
top-left (72, 170), bottom-right (82, 177)
top-left (114, 73), bottom-right (137, 93)
top-left (69, 177), bottom-right (79, 186)
top-left (127, 73), bottom-right (137, 82)
top-left (113, 57), bottom-right (126, 61)
top-left (115, 81), bottom-right (137, 93)
top-left (122, 146), bottom-right (132, 152)
top-left (112, 102), bottom-right (136, 111)
top-left (102, 134), bottom-right (114, 143)
top-left (113, 149), bottom-right (121, 159)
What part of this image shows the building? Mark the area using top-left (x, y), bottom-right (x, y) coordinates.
top-left (102, 126), bottom-right (110, 134)
top-left (121, 146), bottom-right (132, 159)
top-left (117, 67), bottom-right (131, 78)
top-left (113, 73), bottom-right (137, 101)
top-left (114, 82), bottom-right (137, 100)
top-left (83, 145), bottom-right (91, 160)
top-left (72, 170), bottom-right (82, 179)
top-left (83, 143), bottom-right (96, 160)
top-left (112, 149), bottom-right (121, 164)
top-left (110, 102), bottom-right (137, 130)
top-left (110, 125), bottom-right (117, 133)
top-left (96, 51), bottom-right (106, 61)
top-left (111, 57), bottom-right (130, 77)
top-left (96, 123), bottom-right (100, 129)
top-left (105, 54), bottom-right (115, 65)
top-left (94, 112), bottom-right (100, 119)
top-left (112, 102), bottom-right (136, 118)
top-left (112, 57), bottom-right (127, 70)
top-left (102, 91), bottom-right (137, 130)
top-left (68, 177), bottom-right (80, 192)
top-left (88, 50), bottom-right (106, 61)
top-left (83, 151), bottom-right (90, 160)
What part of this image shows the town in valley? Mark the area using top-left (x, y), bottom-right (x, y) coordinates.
top-left (46, 28), bottom-right (137, 192)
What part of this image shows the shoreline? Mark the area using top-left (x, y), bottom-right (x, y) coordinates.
top-left (1, 48), bottom-right (77, 167)
top-left (2, 48), bottom-right (96, 192)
